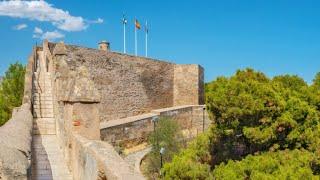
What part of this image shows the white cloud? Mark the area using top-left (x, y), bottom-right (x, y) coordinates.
top-left (34, 27), bottom-right (43, 34)
top-left (90, 18), bottom-right (104, 24)
top-left (41, 31), bottom-right (64, 40)
top-left (33, 27), bottom-right (64, 41)
top-left (13, 23), bottom-right (27, 30)
top-left (0, 1), bottom-right (101, 32)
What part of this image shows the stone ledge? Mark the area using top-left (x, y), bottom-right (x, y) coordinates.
top-left (100, 105), bottom-right (206, 130)
top-left (151, 104), bottom-right (205, 114)
top-left (100, 113), bottom-right (158, 129)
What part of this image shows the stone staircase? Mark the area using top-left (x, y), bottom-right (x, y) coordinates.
top-left (33, 71), bottom-right (55, 134)
top-left (31, 50), bottom-right (73, 180)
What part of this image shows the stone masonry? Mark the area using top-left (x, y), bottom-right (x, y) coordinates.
top-left (31, 48), bottom-right (72, 180)
top-left (60, 45), bottom-right (204, 123)
top-left (0, 39), bottom-right (205, 180)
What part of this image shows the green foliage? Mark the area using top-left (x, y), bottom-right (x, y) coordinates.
top-left (206, 69), bottom-right (320, 161)
top-left (0, 62), bottom-right (25, 126)
top-left (144, 117), bottom-right (183, 178)
top-left (213, 149), bottom-right (320, 179)
top-left (162, 126), bottom-right (217, 180)
top-left (163, 69), bottom-right (320, 179)
top-left (313, 72), bottom-right (320, 89)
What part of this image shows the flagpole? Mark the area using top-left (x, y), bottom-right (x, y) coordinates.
top-left (145, 21), bottom-right (148, 57)
top-left (146, 32), bottom-right (148, 57)
top-left (134, 19), bottom-right (138, 56)
top-left (135, 27), bottom-right (137, 56)
top-left (124, 21), bottom-right (126, 54)
top-left (122, 14), bottom-right (127, 54)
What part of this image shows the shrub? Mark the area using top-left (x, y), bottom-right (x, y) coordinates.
top-left (144, 117), bottom-right (183, 178)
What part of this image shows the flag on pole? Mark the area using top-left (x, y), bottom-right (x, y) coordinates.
top-left (145, 21), bottom-right (148, 34)
top-left (135, 19), bottom-right (141, 29)
top-left (122, 14), bottom-right (127, 54)
top-left (134, 19), bottom-right (140, 56)
top-left (145, 21), bottom-right (148, 57)
top-left (122, 14), bottom-right (127, 24)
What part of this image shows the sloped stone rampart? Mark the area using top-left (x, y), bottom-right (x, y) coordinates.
top-left (0, 103), bottom-right (33, 179)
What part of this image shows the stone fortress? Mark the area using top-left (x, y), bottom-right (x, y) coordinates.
top-left (0, 40), bottom-right (209, 180)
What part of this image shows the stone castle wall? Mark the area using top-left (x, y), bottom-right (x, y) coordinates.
top-left (60, 45), bottom-right (204, 123)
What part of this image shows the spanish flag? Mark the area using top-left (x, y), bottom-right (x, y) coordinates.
top-left (135, 19), bottom-right (141, 30)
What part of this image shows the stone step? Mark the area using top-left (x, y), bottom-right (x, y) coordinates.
top-left (33, 104), bottom-right (53, 108)
top-left (33, 109), bottom-right (54, 114)
top-left (33, 127), bottom-right (55, 135)
top-left (33, 76), bottom-right (51, 80)
top-left (33, 92), bottom-right (52, 97)
top-left (33, 122), bottom-right (55, 129)
top-left (33, 76), bottom-right (51, 82)
top-left (33, 83), bottom-right (52, 87)
top-left (34, 72), bottom-right (51, 76)
top-left (33, 96), bottom-right (53, 101)
top-left (33, 122), bottom-right (55, 131)
top-left (34, 76), bottom-right (51, 80)
top-left (33, 124), bottom-right (55, 135)
top-left (33, 104), bottom-right (53, 109)
top-left (33, 89), bottom-right (52, 93)
top-left (33, 87), bottom-right (52, 91)
top-left (33, 73), bottom-right (51, 76)
top-left (33, 80), bottom-right (51, 83)
top-left (33, 94), bottom-right (53, 98)
top-left (33, 129), bottom-right (55, 135)
top-left (33, 81), bottom-right (51, 85)
top-left (33, 100), bottom-right (53, 105)
top-left (33, 108), bottom-right (53, 112)
top-left (33, 102), bottom-right (53, 107)
top-left (34, 74), bottom-right (50, 76)
top-left (33, 88), bottom-right (52, 92)
top-left (33, 114), bottom-right (54, 119)
top-left (33, 112), bottom-right (54, 118)
top-left (34, 117), bottom-right (55, 123)
top-left (33, 93), bottom-right (52, 96)
top-left (33, 74), bottom-right (51, 78)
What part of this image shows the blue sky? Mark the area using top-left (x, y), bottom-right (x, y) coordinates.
top-left (0, 0), bottom-right (320, 83)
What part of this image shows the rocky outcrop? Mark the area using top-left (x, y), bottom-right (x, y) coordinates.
top-left (0, 103), bottom-right (33, 179)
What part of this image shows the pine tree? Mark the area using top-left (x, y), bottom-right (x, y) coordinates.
top-left (0, 62), bottom-right (25, 126)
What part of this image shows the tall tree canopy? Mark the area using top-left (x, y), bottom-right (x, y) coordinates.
top-left (163, 69), bottom-right (320, 179)
top-left (0, 62), bottom-right (25, 126)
